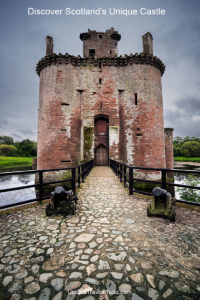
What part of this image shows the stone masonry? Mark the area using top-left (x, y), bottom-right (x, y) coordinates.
top-left (36, 28), bottom-right (173, 174)
top-left (0, 167), bottom-right (200, 299)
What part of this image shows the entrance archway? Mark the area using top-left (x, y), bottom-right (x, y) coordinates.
top-left (94, 115), bottom-right (109, 166)
top-left (95, 144), bottom-right (108, 166)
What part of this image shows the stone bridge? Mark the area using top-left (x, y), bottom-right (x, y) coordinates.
top-left (0, 167), bottom-right (200, 300)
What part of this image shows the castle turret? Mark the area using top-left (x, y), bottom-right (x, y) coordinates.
top-left (142, 32), bottom-right (153, 56)
top-left (46, 36), bottom-right (53, 56)
top-left (80, 27), bottom-right (121, 58)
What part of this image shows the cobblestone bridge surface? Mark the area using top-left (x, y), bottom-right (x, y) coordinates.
top-left (0, 167), bottom-right (200, 300)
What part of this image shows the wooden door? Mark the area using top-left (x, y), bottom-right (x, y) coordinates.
top-left (96, 145), bottom-right (108, 166)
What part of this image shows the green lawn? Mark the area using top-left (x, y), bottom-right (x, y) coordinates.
top-left (174, 157), bottom-right (200, 162)
top-left (0, 156), bottom-right (35, 171)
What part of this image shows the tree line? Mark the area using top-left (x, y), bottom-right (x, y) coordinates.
top-left (174, 136), bottom-right (200, 157)
top-left (1, 135), bottom-right (200, 158)
top-left (0, 136), bottom-right (37, 157)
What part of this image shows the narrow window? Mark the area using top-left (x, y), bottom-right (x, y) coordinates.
top-left (135, 93), bottom-right (138, 105)
top-left (99, 34), bottom-right (102, 39)
top-left (61, 103), bottom-right (69, 106)
top-left (137, 128), bottom-right (140, 131)
top-left (110, 50), bottom-right (112, 55)
top-left (99, 78), bottom-right (102, 84)
top-left (99, 61), bottom-right (102, 68)
top-left (61, 160), bottom-right (71, 163)
top-left (89, 49), bottom-right (95, 58)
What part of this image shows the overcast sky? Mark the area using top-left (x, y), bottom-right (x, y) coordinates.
top-left (0, 0), bottom-right (200, 141)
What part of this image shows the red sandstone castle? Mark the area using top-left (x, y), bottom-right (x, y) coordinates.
top-left (36, 28), bottom-right (174, 174)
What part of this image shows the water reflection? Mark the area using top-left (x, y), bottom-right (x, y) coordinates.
top-left (0, 173), bottom-right (36, 207)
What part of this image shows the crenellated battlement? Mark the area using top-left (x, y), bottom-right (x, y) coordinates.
top-left (36, 52), bottom-right (165, 76)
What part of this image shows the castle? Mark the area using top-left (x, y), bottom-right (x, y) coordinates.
top-left (36, 28), bottom-right (174, 175)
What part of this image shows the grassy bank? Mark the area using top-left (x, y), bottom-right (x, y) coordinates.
top-left (174, 157), bottom-right (200, 162)
top-left (0, 156), bottom-right (35, 171)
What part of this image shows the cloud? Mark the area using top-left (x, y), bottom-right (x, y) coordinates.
top-left (164, 96), bottom-right (200, 137)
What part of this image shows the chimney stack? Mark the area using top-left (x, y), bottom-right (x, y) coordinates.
top-left (46, 36), bottom-right (53, 56)
top-left (142, 32), bottom-right (153, 56)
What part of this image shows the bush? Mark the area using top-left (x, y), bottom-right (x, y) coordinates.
top-left (0, 144), bottom-right (17, 156)
top-left (181, 141), bottom-right (200, 157)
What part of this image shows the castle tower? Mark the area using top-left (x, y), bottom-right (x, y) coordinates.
top-left (36, 29), bottom-right (172, 179)
top-left (80, 28), bottom-right (121, 58)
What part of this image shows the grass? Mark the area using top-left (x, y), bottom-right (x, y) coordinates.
top-left (0, 156), bottom-right (35, 171)
top-left (174, 157), bottom-right (200, 162)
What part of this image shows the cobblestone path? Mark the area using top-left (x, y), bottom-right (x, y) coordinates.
top-left (0, 166), bottom-right (200, 300)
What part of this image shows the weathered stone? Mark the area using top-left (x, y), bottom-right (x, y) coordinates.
top-left (74, 234), bottom-right (94, 243)
top-left (174, 282), bottom-right (190, 293)
top-left (51, 278), bottom-right (64, 291)
top-left (111, 272), bottom-right (123, 280)
top-left (130, 273), bottom-right (144, 284)
top-left (119, 283), bottom-right (132, 293)
top-left (131, 293), bottom-right (144, 300)
top-left (78, 284), bottom-right (93, 295)
top-left (96, 272), bottom-right (108, 278)
top-left (86, 264), bottom-right (96, 275)
top-left (141, 260), bottom-right (153, 270)
top-left (158, 270), bottom-right (180, 279)
top-left (159, 280), bottom-right (166, 291)
top-left (106, 279), bottom-right (116, 294)
top-left (43, 256), bottom-right (65, 271)
top-left (107, 252), bottom-right (127, 262)
top-left (90, 255), bottom-right (99, 262)
top-left (126, 219), bottom-right (135, 224)
top-left (8, 282), bottom-right (22, 293)
top-left (163, 289), bottom-right (173, 299)
top-left (9, 294), bottom-right (21, 300)
top-left (38, 288), bottom-right (51, 300)
top-left (2, 275), bottom-right (13, 286)
top-left (89, 241), bottom-right (97, 248)
top-left (65, 281), bottom-right (81, 291)
top-left (24, 276), bottom-right (34, 284)
top-left (5, 249), bottom-right (17, 256)
top-left (52, 292), bottom-right (62, 300)
top-left (69, 272), bottom-right (82, 279)
top-left (85, 278), bottom-right (99, 285)
top-left (15, 270), bottom-right (28, 279)
top-left (148, 288), bottom-right (159, 300)
top-left (24, 282), bottom-right (40, 295)
top-left (31, 264), bottom-right (40, 274)
top-left (39, 273), bottom-right (53, 283)
top-left (98, 260), bottom-right (110, 270)
top-left (146, 274), bottom-right (155, 288)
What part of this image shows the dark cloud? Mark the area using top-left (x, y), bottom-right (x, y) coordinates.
top-left (164, 96), bottom-right (200, 137)
top-left (0, 0), bottom-right (200, 140)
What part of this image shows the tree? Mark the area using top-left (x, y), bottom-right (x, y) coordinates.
top-left (181, 141), bottom-right (200, 157)
top-left (0, 136), bottom-right (14, 145)
top-left (15, 139), bottom-right (37, 156)
top-left (0, 144), bottom-right (17, 156)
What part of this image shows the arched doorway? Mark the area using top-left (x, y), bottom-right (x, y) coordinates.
top-left (95, 144), bottom-right (108, 166)
top-left (94, 115), bottom-right (109, 166)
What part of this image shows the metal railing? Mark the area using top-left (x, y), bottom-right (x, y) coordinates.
top-left (110, 159), bottom-right (200, 206)
top-left (0, 160), bottom-right (94, 210)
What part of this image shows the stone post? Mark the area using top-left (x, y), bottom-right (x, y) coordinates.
top-left (165, 128), bottom-right (174, 170)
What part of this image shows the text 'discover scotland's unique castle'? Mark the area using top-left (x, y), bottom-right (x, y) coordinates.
top-left (36, 28), bottom-right (174, 175)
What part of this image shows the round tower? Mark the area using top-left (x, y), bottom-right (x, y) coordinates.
top-left (36, 29), bottom-right (168, 177)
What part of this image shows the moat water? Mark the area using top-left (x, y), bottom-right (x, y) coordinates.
top-left (0, 163), bottom-right (199, 208)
